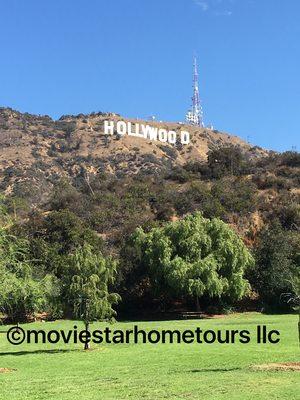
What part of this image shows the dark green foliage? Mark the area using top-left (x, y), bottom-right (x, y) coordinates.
top-left (207, 146), bottom-right (249, 178)
top-left (211, 177), bottom-right (257, 214)
top-left (278, 203), bottom-right (300, 231)
top-left (166, 166), bottom-right (191, 183)
top-left (251, 222), bottom-right (300, 310)
top-left (0, 214), bottom-right (59, 321)
top-left (50, 180), bottom-right (82, 211)
top-left (173, 182), bottom-right (225, 218)
top-left (44, 210), bottom-right (103, 254)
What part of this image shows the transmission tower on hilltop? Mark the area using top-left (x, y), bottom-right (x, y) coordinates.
top-left (185, 56), bottom-right (204, 127)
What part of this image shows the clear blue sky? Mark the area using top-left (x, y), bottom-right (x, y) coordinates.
top-left (0, 0), bottom-right (299, 151)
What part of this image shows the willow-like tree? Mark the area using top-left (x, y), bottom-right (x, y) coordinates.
top-left (68, 245), bottom-right (120, 350)
top-left (0, 205), bottom-right (58, 322)
top-left (131, 212), bottom-right (253, 310)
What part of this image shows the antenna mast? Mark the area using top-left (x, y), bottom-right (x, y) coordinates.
top-left (186, 56), bottom-right (204, 127)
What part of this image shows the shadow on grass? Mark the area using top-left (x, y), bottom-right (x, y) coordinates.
top-left (0, 349), bottom-right (81, 357)
top-left (190, 367), bottom-right (241, 373)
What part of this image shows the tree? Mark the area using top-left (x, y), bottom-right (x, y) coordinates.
top-left (290, 274), bottom-right (300, 344)
top-left (251, 221), bottom-right (300, 310)
top-left (130, 212), bottom-right (253, 310)
top-left (0, 223), bottom-right (58, 321)
top-left (207, 146), bottom-right (248, 178)
top-left (44, 210), bottom-right (103, 255)
top-left (68, 245), bottom-right (120, 349)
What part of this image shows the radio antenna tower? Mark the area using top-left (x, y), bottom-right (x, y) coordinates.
top-left (185, 56), bottom-right (204, 127)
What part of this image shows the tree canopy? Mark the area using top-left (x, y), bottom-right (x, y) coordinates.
top-left (68, 245), bottom-right (120, 348)
top-left (0, 215), bottom-right (58, 321)
top-left (252, 221), bottom-right (300, 310)
top-left (130, 212), bottom-right (253, 309)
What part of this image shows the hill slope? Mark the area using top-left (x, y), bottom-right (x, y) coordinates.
top-left (0, 107), bottom-right (266, 204)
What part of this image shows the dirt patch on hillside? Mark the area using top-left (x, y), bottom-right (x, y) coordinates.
top-left (0, 368), bottom-right (16, 373)
top-left (252, 362), bottom-right (300, 371)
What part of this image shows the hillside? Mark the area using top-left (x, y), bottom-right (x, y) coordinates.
top-left (0, 106), bottom-right (299, 318)
top-left (0, 107), bottom-right (266, 204)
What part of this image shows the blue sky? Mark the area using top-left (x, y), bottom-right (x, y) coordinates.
top-left (0, 0), bottom-right (299, 151)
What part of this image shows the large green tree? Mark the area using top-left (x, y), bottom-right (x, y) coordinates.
top-left (131, 212), bottom-right (253, 310)
top-left (0, 220), bottom-right (58, 321)
top-left (68, 245), bottom-right (120, 349)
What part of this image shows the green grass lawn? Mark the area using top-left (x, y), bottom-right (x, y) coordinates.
top-left (0, 313), bottom-right (299, 400)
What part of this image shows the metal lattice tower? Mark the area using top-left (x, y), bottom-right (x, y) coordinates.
top-left (185, 56), bottom-right (204, 127)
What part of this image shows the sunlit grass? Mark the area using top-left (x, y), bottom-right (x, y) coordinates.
top-left (0, 313), bottom-right (299, 400)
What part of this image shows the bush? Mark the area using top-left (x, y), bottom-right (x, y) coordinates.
top-left (207, 146), bottom-right (248, 178)
top-left (279, 151), bottom-right (300, 167)
top-left (211, 178), bottom-right (257, 214)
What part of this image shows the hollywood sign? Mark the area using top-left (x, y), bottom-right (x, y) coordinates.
top-left (104, 120), bottom-right (190, 145)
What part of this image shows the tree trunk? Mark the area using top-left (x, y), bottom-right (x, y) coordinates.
top-left (84, 322), bottom-right (91, 351)
top-left (195, 296), bottom-right (200, 311)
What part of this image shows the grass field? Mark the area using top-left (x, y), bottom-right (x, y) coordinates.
top-left (0, 313), bottom-right (299, 400)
